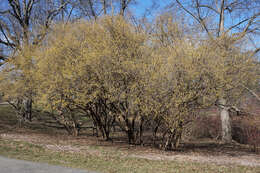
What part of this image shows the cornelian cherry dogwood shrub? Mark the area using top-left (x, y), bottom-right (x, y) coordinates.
top-left (34, 16), bottom-right (150, 139)
top-left (8, 15), bottom-right (257, 149)
top-left (0, 46), bottom-right (37, 126)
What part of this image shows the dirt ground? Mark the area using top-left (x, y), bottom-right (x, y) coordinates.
top-left (0, 104), bottom-right (259, 168)
top-left (0, 128), bottom-right (259, 167)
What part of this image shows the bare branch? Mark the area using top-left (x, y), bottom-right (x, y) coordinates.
top-left (26, 0), bottom-right (36, 24)
top-left (175, 0), bottom-right (212, 38)
top-left (231, 11), bottom-right (260, 41)
top-left (33, 1), bottom-right (69, 45)
top-left (8, 0), bottom-right (24, 27)
top-left (225, 17), bottom-right (250, 34)
top-left (101, 0), bottom-right (107, 15)
top-left (7, 100), bottom-right (18, 110)
top-left (120, 0), bottom-right (132, 16)
top-left (65, 6), bottom-right (75, 24)
top-left (88, 0), bottom-right (97, 20)
top-left (242, 12), bottom-right (260, 34)
top-left (225, 0), bottom-right (242, 11)
top-left (45, 1), bottom-right (69, 28)
top-left (242, 85), bottom-right (260, 102)
top-left (248, 47), bottom-right (260, 59)
top-left (0, 37), bottom-right (16, 48)
top-left (197, 4), bottom-right (219, 14)
top-left (0, 10), bottom-right (10, 15)
top-left (0, 22), bottom-right (16, 48)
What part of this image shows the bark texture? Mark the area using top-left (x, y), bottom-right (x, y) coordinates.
top-left (219, 98), bottom-right (232, 142)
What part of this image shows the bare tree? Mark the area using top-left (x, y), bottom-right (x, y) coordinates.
top-left (0, 0), bottom-right (68, 55)
top-left (170, 0), bottom-right (260, 143)
top-left (0, 0), bottom-right (67, 123)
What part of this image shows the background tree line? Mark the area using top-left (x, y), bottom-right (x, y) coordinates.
top-left (0, 0), bottom-right (259, 150)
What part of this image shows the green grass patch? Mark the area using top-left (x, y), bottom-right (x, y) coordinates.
top-left (0, 105), bottom-right (17, 129)
top-left (0, 105), bottom-right (16, 119)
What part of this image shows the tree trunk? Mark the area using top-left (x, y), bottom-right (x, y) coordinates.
top-left (24, 98), bottom-right (32, 122)
top-left (217, 0), bottom-right (225, 37)
top-left (102, 0), bottom-right (107, 14)
top-left (127, 129), bottom-right (133, 144)
top-left (138, 118), bottom-right (144, 145)
top-left (219, 98), bottom-right (232, 143)
top-left (164, 132), bottom-right (174, 151)
top-left (120, 0), bottom-right (127, 16)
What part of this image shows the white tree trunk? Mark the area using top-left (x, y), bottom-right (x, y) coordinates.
top-left (219, 98), bottom-right (232, 143)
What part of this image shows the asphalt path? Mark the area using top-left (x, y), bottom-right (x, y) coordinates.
top-left (0, 156), bottom-right (95, 173)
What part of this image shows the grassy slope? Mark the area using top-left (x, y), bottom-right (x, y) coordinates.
top-left (0, 105), bottom-right (260, 173)
top-left (0, 139), bottom-right (259, 173)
